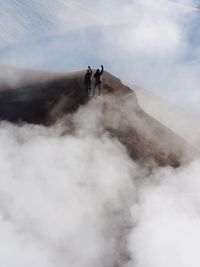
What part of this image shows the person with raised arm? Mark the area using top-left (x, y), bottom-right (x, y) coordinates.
top-left (93, 65), bottom-right (104, 97)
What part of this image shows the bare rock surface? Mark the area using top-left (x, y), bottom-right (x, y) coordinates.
top-left (0, 65), bottom-right (194, 167)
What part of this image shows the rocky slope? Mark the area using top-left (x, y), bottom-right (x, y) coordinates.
top-left (0, 65), bottom-right (194, 167)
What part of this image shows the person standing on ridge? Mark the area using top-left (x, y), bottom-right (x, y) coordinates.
top-left (93, 65), bottom-right (104, 97)
top-left (84, 66), bottom-right (92, 96)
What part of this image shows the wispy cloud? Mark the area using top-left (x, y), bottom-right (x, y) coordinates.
top-left (0, 0), bottom-right (199, 113)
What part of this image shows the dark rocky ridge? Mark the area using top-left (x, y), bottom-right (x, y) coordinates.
top-left (0, 65), bottom-right (194, 167)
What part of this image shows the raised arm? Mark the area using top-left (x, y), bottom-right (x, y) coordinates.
top-left (100, 65), bottom-right (104, 75)
top-left (88, 66), bottom-right (92, 74)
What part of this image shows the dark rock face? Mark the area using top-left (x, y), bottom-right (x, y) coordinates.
top-left (0, 71), bottom-right (86, 124)
top-left (0, 67), bottom-right (135, 123)
top-left (0, 66), bottom-right (194, 167)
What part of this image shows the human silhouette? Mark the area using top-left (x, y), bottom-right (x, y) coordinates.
top-left (93, 65), bottom-right (104, 97)
top-left (84, 66), bottom-right (92, 96)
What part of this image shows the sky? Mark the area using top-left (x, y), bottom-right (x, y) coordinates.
top-left (0, 0), bottom-right (200, 113)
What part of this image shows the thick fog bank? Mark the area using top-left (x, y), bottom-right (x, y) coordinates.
top-left (0, 105), bottom-right (200, 267)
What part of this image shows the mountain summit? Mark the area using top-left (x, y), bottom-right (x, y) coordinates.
top-left (0, 65), bottom-right (194, 167)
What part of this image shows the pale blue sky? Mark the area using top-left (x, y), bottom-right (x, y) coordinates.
top-left (0, 0), bottom-right (200, 113)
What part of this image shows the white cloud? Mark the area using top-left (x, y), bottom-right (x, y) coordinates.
top-left (0, 100), bottom-right (200, 266)
top-left (127, 160), bottom-right (200, 267)
top-left (0, 118), bottom-right (136, 267)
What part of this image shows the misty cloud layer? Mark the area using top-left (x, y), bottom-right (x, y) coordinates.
top-left (0, 101), bottom-right (199, 267)
top-left (0, 116), bottom-right (136, 267)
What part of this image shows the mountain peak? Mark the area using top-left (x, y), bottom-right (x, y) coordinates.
top-left (0, 66), bottom-right (194, 167)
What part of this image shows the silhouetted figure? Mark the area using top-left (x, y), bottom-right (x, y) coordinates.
top-left (93, 65), bottom-right (104, 97)
top-left (84, 66), bottom-right (92, 96)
